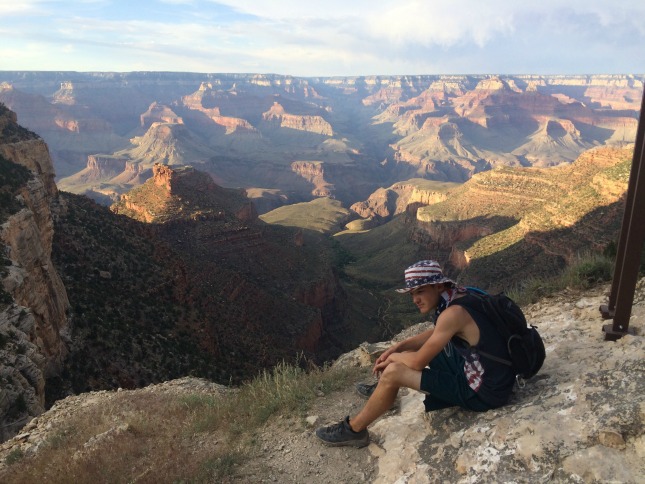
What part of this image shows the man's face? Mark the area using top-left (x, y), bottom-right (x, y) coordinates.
top-left (410, 284), bottom-right (444, 314)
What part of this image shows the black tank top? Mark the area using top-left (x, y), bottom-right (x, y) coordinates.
top-left (449, 293), bottom-right (516, 407)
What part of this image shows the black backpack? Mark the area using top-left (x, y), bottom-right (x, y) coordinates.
top-left (453, 289), bottom-right (546, 382)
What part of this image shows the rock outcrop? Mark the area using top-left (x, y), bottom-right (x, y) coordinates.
top-left (290, 161), bottom-right (335, 197)
top-left (181, 82), bottom-right (258, 134)
top-left (140, 102), bottom-right (183, 129)
top-left (262, 102), bottom-right (333, 136)
top-left (332, 281), bottom-right (645, 483)
top-left (0, 105), bottom-right (69, 441)
top-left (0, 306), bottom-right (48, 442)
top-left (350, 179), bottom-right (456, 223)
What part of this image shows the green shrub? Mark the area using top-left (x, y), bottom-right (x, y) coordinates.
top-left (5, 448), bottom-right (24, 466)
top-left (198, 452), bottom-right (245, 481)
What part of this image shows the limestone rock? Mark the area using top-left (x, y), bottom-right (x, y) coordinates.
top-left (0, 107), bottom-right (69, 442)
top-left (0, 305), bottom-right (47, 442)
top-left (364, 282), bottom-right (645, 483)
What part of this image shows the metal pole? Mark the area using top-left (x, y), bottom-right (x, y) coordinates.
top-left (600, 96), bottom-right (645, 316)
top-left (600, 87), bottom-right (645, 340)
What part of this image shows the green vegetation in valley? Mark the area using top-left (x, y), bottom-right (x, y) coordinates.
top-left (336, 215), bottom-right (421, 288)
top-left (260, 197), bottom-right (352, 234)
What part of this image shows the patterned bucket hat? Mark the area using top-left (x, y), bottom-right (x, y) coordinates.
top-left (395, 260), bottom-right (455, 293)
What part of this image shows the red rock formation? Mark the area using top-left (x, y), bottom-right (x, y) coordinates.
top-left (181, 83), bottom-right (257, 134)
top-left (262, 102), bottom-right (333, 136)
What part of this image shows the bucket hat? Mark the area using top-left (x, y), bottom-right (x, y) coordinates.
top-left (395, 260), bottom-right (455, 293)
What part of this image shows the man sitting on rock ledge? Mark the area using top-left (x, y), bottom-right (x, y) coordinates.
top-left (315, 260), bottom-right (516, 448)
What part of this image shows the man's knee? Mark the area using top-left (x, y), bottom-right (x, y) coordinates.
top-left (380, 362), bottom-right (408, 384)
top-left (379, 361), bottom-right (422, 391)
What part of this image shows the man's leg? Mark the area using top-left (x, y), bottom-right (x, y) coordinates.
top-left (349, 361), bottom-right (422, 432)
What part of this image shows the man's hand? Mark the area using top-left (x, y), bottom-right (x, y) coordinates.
top-left (372, 355), bottom-right (391, 376)
top-left (372, 343), bottom-right (400, 375)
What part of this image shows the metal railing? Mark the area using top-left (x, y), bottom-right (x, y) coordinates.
top-left (599, 87), bottom-right (645, 341)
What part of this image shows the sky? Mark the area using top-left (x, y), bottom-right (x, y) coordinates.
top-left (0, 0), bottom-right (644, 76)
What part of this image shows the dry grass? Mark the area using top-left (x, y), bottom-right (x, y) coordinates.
top-left (507, 252), bottom-right (614, 306)
top-left (1, 362), bottom-right (362, 483)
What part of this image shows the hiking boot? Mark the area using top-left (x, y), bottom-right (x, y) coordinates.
top-left (355, 381), bottom-right (377, 399)
top-left (315, 416), bottom-right (369, 448)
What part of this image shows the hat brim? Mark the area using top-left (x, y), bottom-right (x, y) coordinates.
top-left (395, 277), bottom-right (455, 293)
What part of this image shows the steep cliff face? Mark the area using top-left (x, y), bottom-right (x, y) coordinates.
top-left (0, 105), bottom-right (69, 441)
top-left (0, 306), bottom-right (48, 442)
top-left (1, 174), bottom-right (69, 367)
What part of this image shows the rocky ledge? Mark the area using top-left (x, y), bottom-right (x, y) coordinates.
top-left (333, 280), bottom-right (645, 483)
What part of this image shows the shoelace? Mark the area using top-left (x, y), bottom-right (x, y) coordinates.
top-left (326, 420), bottom-right (347, 437)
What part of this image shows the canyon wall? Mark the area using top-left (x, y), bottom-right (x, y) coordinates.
top-left (0, 106), bottom-right (70, 441)
top-left (2, 72), bottom-right (641, 209)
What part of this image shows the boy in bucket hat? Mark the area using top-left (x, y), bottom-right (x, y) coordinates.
top-left (315, 260), bottom-right (516, 448)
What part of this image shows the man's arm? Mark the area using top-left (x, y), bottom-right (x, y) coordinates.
top-left (375, 305), bottom-right (470, 372)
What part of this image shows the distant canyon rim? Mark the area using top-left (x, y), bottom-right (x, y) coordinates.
top-left (0, 72), bottom-right (642, 212)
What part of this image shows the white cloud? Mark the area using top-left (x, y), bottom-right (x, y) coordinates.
top-left (1, 0), bottom-right (644, 75)
top-left (0, 0), bottom-right (41, 15)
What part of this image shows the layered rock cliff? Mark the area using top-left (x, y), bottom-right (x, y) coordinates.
top-left (406, 145), bottom-right (632, 289)
top-left (0, 105), bottom-right (69, 441)
top-left (262, 102), bottom-right (333, 136)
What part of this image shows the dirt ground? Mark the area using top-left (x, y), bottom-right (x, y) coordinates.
top-left (233, 372), bottom-right (399, 483)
